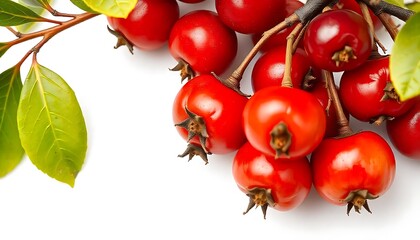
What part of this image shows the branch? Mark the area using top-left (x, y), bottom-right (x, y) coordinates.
top-left (8, 12), bottom-right (98, 56)
top-left (4, 12), bottom-right (99, 68)
top-left (361, 0), bottom-right (415, 21)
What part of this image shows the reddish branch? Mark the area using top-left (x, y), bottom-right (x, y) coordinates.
top-left (3, 12), bottom-right (99, 66)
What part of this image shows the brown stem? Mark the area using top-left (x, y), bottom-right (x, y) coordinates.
top-left (6, 27), bottom-right (21, 38)
top-left (358, 1), bottom-right (385, 56)
top-left (378, 13), bottom-right (399, 40)
top-left (7, 12), bottom-right (99, 64)
top-left (360, 0), bottom-right (414, 40)
top-left (40, 17), bottom-right (63, 25)
top-left (323, 70), bottom-right (353, 136)
top-left (222, 0), bottom-right (354, 93)
top-left (283, 23), bottom-right (303, 88)
top-left (295, 0), bottom-right (338, 24)
top-left (292, 23), bottom-right (307, 52)
top-left (373, 34), bottom-right (387, 54)
top-left (219, 0), bottom-right (411, 93)
top-left (223, 14), bottom-right (300, 93)
top-left (9, 12), bottom-right (98, 46)
top-left (358, 2), bottom-right (375, 45)
top-left (41, 2), bottom-right (78, 18)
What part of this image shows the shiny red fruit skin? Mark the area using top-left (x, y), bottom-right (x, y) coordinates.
top-left (215, 0), bottom-right (286, 34)
top-left (168, 10), bottom-right (238, 75)
top-left (233, 142), bottom-right (312, 211)
top-left (107, 0), bottom-right (179, 50)
top-left (386, 100), bottom-right (420, 160)
top-left (339, 56), bottom-right (416, 122)
top-left (173, 74), bottom-right (248, 154)
top-left (251, 46), bottom-right (311, 92)
top-left (252, 0), bottom-right (304, 52)
top-left (303, 9), bottom-right (373, 72)
top-left (311, 131), bottom-right (396, 206)
top-left (243, 86), bottom-right (326, 158)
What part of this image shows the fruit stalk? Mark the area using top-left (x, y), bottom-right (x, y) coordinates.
top-left (282, 22), bottom-right (304, 88)
top-left (224, 0), bottom-right (413, 94)
top-left (323, 70), bottom-right (353, 136)
top-left (223, 14), bottom-right (300, 93)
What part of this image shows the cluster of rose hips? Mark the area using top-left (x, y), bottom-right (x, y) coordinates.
top-left (107, 0), bottom-right (419, 218)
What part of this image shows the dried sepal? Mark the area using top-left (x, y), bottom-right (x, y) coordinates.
top-left (270, 122), bottom-right (292, 159)
top-left (169, 59), bottom-right (196, 83)
top-left (107, 25), bottom-right (134, 54)
top-left (380, 81), bottom-right (401, 102)
top-left (178, 143), bottom-right (210, 165)
top-left (242, 187), bottom-right (276, 219)
top-left (331, 45), bottom-right (357, 67)
top-left (341, 189), bottom-right (378, 215)
top-left (175, 106), bottom-right (209, 153)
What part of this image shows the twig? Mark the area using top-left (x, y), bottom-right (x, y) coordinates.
top-left (283, 23), bottom-right (304, 88)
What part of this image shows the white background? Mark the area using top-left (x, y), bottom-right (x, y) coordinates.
top-left (0, 1), bottom-right (419, 239)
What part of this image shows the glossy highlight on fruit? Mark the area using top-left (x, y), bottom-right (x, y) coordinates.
top-left (233, 141), bottom-right (312, 218)
top-left (339, 56), bottom-right (416, 123)
top-left (168, 10), bottom-right (238, 76)
top-left (107, 0), bottom-right (180, 51)
top-left (303, 9), bottom-right (373, 72)
top-left (243, 86), bottom-right (326, 159)
top-left (311, 131), bottom-right (396, 214)
top-left (173, 74), bottom-right (248, 156)
top-left (251, 46), bottom-right (311, 92)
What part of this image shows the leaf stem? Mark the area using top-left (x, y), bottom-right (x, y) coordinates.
top-left (40, 17), bottom-right (63, 25)
top-left (6, 27), bottom-right (22, 38)
top-left (10, 12), bottom-right (98, 46)
top-left (8, 12), bottom-right (99, 65)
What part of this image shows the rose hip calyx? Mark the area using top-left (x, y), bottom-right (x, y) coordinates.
top-left (178, 143), bottom-right (210, 164)
top-left (107, 26), bottom-right (134, 54)
top-left (169, 59), bottom-right (196, 82)
top-left (243, 187), bottom-right (276, 219)
top-left (331, 45), bottom-right (357, 67)
top-left (175, 106), bottom-right (209, 153)
top-left (270, 122), bottom-right (292, 158)
top-left (341, 189), bottom-right (378, 215)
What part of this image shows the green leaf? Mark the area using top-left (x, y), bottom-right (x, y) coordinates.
top-left (0, 0), bottom-right (46, 26)
top-left (70, 0), bottom-right (97, 13)
top-left (82, 0), bottom-right (136, 18)
top-left (0, 66), bottom-right (25, 177)
top-left (390, 12), bottom-right (420, 101)
top-left (407, 2), bottom-right (420, 12)
top-left (0, 43), bottom-right (10, 58)
top-left (17, 63), bottom-right (87, 187)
